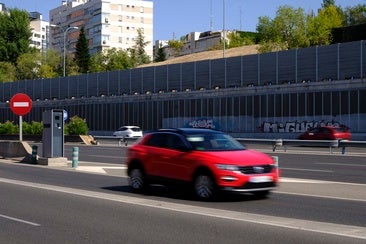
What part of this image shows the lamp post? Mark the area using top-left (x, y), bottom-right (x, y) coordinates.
top-left (223, 0), bottom-right (226, 58)
top-left (63, 26), bottom-right (79, 77)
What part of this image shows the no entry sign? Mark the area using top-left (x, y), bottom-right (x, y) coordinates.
top-left (10, 93), bottom-right (32, 116)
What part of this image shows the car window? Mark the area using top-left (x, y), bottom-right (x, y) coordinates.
top-left (146, 133), bottom-right (167, 147)
top-left (165, 134), bottom-right (187, 150)
top-left (186, 133), bottom-right (244, 151)
top-left (146, 133), bottom-right (187, 150)
top-left (131, 127), bottom-right (141, 132)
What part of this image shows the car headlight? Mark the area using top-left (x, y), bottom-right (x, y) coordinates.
top-left (216, 164), bottom-right (240, 171)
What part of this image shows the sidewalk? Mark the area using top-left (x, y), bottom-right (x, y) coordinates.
top-left (0, 158), bottom-right (127, 177)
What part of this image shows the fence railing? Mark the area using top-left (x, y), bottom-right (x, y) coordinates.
top-left (236, 138), bottom-right (366, 154)
top-left (93, 136), bottom-right (366, 155)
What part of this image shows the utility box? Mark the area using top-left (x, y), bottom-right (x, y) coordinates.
top-left (42, 109), bottom-right (64, 158)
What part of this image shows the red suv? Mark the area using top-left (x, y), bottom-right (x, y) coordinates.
top-left (126, 128), bottom-right (279, 200)
top-left (298, 126), bottom-right (351, 140)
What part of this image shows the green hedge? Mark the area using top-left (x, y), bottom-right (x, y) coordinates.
top-left (0, 116), bottom-right (88, 135)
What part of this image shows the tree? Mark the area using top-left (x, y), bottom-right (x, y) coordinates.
top-left (131, 28), bottom-right (150, 66)
top-left (168, 40), bottom-right (184, 57)
top-left (40, 49), bottom-right (63, 78)
top-left (107, 49), bottom-right (134, 71)
top-left (0, 9), bottom-right (32, 64)
top-left (256, 6), bottom-right (309, 52)
top-left (308, 5), bottom-right (343, 45)
top-left (322, 0), bottom-right (335, 8)
top-left (89, 48), bottom-right (134, 73)
top-left (16, 51), bottom-right (41, 80)
top-left (343, 4), bottom-right (366, 26)
top-left (0, 62), bottom-right (17, 82)
top-left (74, 27), bottom-right (90, 73)
top-left (227, 31), bottom-right (254, 48)
top-left (154, 44), bottom-right (166, 62)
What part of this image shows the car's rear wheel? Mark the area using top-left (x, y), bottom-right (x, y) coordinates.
top-left (129, 168), bottom-right (146, 192)
top-left (194, 174), bottom-right (215, 200)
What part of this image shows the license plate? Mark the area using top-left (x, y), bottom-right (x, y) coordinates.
top-left (249, 176), bottom-right (272, 183)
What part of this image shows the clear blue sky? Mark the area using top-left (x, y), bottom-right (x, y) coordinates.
top-left (2, 0), bottom-right (364, 41)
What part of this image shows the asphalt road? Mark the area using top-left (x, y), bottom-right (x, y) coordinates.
top-left (0, 142), bottom-right (365, 243)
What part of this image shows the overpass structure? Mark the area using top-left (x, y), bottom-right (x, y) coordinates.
top-left (1, 40), bottom-right (365, 139)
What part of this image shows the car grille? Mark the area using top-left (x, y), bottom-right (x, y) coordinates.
top-left (238, 165), bottom-right (273, 174)
top-left (242, 182), bottom-right (276, 189)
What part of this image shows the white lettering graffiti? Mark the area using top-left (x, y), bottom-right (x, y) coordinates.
top-left (189, 119), bottom-right (216, 129)
top-left (261, 121), bottom-right (346, 133)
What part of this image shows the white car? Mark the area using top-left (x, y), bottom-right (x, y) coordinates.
top-left (113, 126), bottom-right (143, 138)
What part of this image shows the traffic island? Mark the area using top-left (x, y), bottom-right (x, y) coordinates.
top-left (0, 141), bottom-right (34, 164)
top-left (37, 157), bottom-right (68, 166)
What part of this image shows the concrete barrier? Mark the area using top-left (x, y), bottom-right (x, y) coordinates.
top-left (0, 141), bottom-right (33, 163)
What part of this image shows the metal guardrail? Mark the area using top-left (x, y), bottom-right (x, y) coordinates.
top-left (93, 136), bottom-right (366, 154)
top-left (93, 136), bottom-right (140, 146)
top-left (236, 138), bottom-right (366, 154)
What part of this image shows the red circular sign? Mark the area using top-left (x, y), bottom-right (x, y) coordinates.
top-left (10, 93), bottom-right (32, 116)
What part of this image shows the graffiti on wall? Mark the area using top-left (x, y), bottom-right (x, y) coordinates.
top-left (260, 120), bottom-right (348, 133)
top-left (185, 118), bottom-right (221, 130)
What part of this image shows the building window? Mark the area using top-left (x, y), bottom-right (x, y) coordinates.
top-left (140, 7), bottom-right (144, 13)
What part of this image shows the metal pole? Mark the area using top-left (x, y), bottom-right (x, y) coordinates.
top-left (19, 116), bottom-right (23, 142)
top-left (223, 0), bottom-right (226, 58)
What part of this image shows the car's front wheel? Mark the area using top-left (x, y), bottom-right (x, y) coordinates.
top-left (129, 168), bottom-right (146, 192)
top-left (194, 174), bottom-right (215, 200)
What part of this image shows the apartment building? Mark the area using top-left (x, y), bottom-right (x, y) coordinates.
top-left (49, 0), bottom-right (153, 58)
top-left (29, 12), bottom-right (52, 52)
top-left (0, 3), bottom-right (52, 53)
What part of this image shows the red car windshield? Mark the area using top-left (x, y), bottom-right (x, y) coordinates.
top-left (185, 133), bottom-right (245, 151)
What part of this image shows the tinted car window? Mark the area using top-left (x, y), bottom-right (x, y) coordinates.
top-left (146, 133), bottom-right (187, 150)
top-left (146, 133), bottom-right (168, 147)
top-left (186, 132), bottom-right (245, 151)
top-left (131, 127), bottom-right (142, 132)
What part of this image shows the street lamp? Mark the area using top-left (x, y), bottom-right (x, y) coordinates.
top-left (63, 26), bottom-right (79, 77)
top-left (223, 0), bottom-right (226, 58)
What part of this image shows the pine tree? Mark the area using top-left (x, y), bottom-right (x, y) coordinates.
top-left (74, 27), bottom-right (90, 73)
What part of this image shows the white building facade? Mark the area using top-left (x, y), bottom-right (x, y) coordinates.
top-left (49, 0), bottom-right (153, 58)
top-left (29, 12), bottom-right (52, 52)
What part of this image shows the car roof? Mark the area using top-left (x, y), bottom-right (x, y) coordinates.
top-left (150, 128), bottom-right (222, 135)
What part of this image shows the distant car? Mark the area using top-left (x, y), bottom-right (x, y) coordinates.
top-left (113, 126), bottom-right (143, 138)
top-left (298, 126), bottom-right (351, 140)
top-left (126, 128), bottom-right (279, 200)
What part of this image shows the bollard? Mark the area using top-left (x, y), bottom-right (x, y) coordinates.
top-left (272, 156), bottom-right (279, 175)
top-left (72, 147), bottom-right (79, 168)
top-left (31, 145), bottom-right (38, 164)
top-left (341, 146), bottom-right (346, 155)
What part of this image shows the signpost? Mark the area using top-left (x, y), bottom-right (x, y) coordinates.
top-left (10, 93), bottom-right (32, 141)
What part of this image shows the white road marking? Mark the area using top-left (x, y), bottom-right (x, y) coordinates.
top-left (0, 214), bottom-right (40, 226)
top-left (280, 167), bottom-right (333, 173)
top-left (281, 177), bottom-right (366, 186)
top-left (316, 163), bottom-right (366, 167)
top-left (75, 166), bottom-right (125, 174)
top-left (0, 177), bottom-right (365, 240)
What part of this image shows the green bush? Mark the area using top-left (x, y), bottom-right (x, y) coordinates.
top-left (22, 121), bottom-right (43, 135)
top-left (0, 121), bottom-right (18, 134)
top-left (65, 116), bottom-right (88, 135)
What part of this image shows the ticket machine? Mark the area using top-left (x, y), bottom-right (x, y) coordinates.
top-left (42, 109), bottom-right (64, 157)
